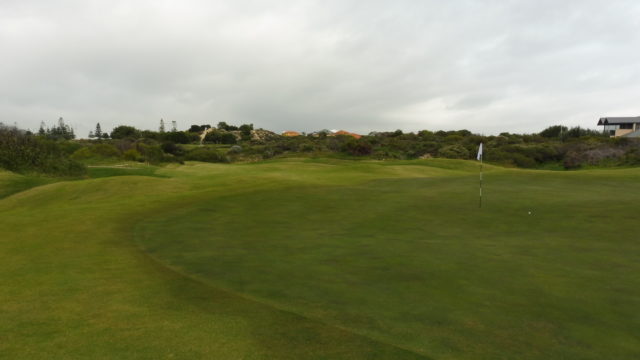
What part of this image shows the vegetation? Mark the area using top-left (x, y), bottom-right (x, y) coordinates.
top-left (2, 119), bottom-right (640, 177)
top-left (37, 117), bottom-right (76, 140)
top-left (1, 159), bottom-right (639, 359)
top-left (0, 124), bottom-right (85, 176)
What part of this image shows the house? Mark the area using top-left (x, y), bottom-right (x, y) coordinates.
top-left (282, 131), bottom-right (301, 137)
top-left (597, 117), bottom-right (640, 137)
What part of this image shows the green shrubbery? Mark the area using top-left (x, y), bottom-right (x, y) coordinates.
top-left (3, 121), bottom-right (638, 172)
top-left (71, 144), bottom-right (121, 160)
top-left (184, 147), bottom-right (229, 163)
top-left (0, 126), bottom-right (85, 176)
top-left (204, 130), bottom-right (238, 144)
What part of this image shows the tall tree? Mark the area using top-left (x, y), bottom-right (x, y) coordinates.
top-left (38, 121), bottom-right (46, 136)
top-left (95, 123), bottom-right (102, 138)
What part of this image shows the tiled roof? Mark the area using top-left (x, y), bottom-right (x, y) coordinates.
top-left (333, 130), bottom-right (362, 139)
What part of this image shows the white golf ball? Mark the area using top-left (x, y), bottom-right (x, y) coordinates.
top-left (528, 211), bottom-right (531, 215)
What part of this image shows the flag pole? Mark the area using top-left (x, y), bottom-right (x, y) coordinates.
top-left (477, 142), bottom-right (483, 209)
top-left (479, 155), bottom-right (483, 208)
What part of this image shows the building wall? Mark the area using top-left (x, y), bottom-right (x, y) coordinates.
top-left (615, 129), bottom-right (634, 137)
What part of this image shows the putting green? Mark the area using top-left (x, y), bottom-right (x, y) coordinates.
top-left (135, 161), bottom-right (640, 359)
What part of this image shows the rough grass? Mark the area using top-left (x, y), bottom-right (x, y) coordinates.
top-left (2, 159), bottom-right (639, 359)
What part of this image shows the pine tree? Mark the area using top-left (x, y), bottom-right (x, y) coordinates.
top-left (95, 123), bottom-right (102, 138)
top-left (38, 121), bottom-right (46, 136)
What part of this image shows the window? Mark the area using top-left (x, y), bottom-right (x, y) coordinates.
top-left (620, 123), bottom-right (633, 129)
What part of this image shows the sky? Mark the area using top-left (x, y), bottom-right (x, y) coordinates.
top-left (2, 0), bottom-right (640, 137)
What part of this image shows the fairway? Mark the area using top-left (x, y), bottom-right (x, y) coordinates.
top-left (2, 159), bottom-right (639, 359)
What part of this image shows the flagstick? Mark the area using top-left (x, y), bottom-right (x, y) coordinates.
top-left (479, 156), bottom-right (483, 208)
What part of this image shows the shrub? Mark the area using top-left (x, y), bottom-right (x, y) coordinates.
top-left (539, 125), bottom-right (568, 138)
top-left (0, 126), bottom-right (86, 176)
top-left (343, 139), bottom-right (373, 156)
top-left (123, 149), bottom-right (142, 161)
top-left (71, 144), bottom-right (121, 160)
top-left (161, 142), bottom-right (185, 156)
top-left (438, 144), bottom-right (469, 159)
top-left (204, 130), bottom-right (237, 144)
top-left (228, 145), bottom-right (243, 154)
top-left (136, 143), bottom-right (164, 163)
top-left (110, 125), bottom-right (141, 139)
top-left (184, 147), bottom-right (229, 163)
top-left (163, 131), bottom-right (191, 144)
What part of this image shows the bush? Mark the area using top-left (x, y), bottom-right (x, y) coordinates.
top-left (184, 147), bottom-right (229, 163)
top-left (228, 145), bottom-right (243, 154)
top-left (110, 125), bottom-right (141, 139)
top-left (511, 153), bottom-right (537, 168)
top-left (540, 125), bottom-right (568, 138)
top-left (563, 144), bottom-right (625, 169)
top-left (163, 131), bottom-right (191, 144)
top-left (136, 143), bottom-right (164, 164)
top-left (71, 144), bottom-right (121, 160)
top-left (123, 149), bottom-right (142, 161)
top-left (438, 144), bottom-right (469, 159)
top-left (343, 139), bottom-right (373, 156)
top-left (0, 126), bottom-right (86, 176)
top-left (161, 142), bottom-right (185, 156)
top-left (204, 130), bottom-right (237, 144)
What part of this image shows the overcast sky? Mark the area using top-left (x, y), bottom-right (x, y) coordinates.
top-left (2, 0), bottom-right (640, 136)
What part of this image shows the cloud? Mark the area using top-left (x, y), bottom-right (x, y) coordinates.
top-left (2, 0), bottom-right (640, 137)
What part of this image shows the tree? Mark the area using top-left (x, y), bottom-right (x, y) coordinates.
top-left (239, 124), bottom-right (253, 140)
top-left (217, 122), bottom-right (238, 131)
top-left (163, 131), bottom-right (190, 144)
top-left (45, 117), bottom-right (75, 140)
top-left (38, 121), bottom-right (46, 136)
top-left (110, 125), bottom-right (140, 139)
top-left (95, 123), bottom-right (102, 138)
top-left (188, 125), bottom-right (202, 133)
top-left (204, 130), bottom-right (237, 144)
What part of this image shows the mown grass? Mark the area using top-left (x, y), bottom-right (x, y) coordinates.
top-left (2, 159), bottom-right (639, 359)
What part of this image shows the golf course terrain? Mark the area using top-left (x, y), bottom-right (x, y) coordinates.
top-left (1, 159), bottom-right (639, 359)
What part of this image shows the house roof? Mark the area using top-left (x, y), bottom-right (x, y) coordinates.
top-left (598, 117), bottom-right (640, 125)
top-left (282, 131), bottom-right (301, 137)
top-left (333, 130), bottom-right (362, 139)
